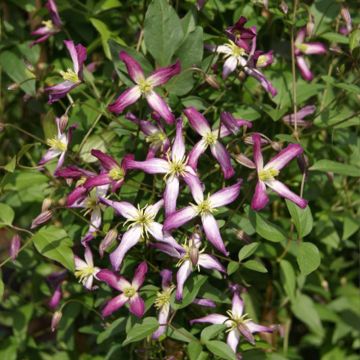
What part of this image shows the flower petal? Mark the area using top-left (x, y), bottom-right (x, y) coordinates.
top-left (102, 293), bottom-right (128, 317)
top-left (129, 293), bottom-right (145, 318)
top-left (252, 133), bottom-right (264, 171)
top-left (100, 198), bottom-right (138, 220)
top-left (147, 60), bottom-right (181, 87)
top-left (171, 118), bottom-right (185, 162)
top-left (232, 293), bottom-right (244, 317)
top-left (201, 214), bottom-right (228, 255)
top-left (198, 254), bottom-right (226, 273)
top-left (163, 206), bottom-right (197, 232)
top-left (222, 56), bottom-right (238, 79)
top-left (266, 180), bottom-right (308, 208)
top-left (209, 181), bottom-right (242, 208)
top-left (152, 303), bottom-right (170, 339)
top-left (176, 260), bottom-right (192, 301)
top-left (192, 298), bottom-right (216, 308)
top-left (108, 86), bottom-right (141, 114)
top-left (251, 181), bottom-right (269, 211)
top-left (84, 174), bottom-right (111, 190)
top-left (151, 242), bottom-right (183, 258)
top-left (265, 143), bottom-right (303, 171)
top-left (67, 186), bottom-right (88, 207)
top-left (96, 269), bottom-right (131, 291)
top-left (300, 42), bottom-right (327, 55)
top-left (183, 107), bottom-right (211, 136)
top-left (210, 141), bottom-right (235, 179)
top-left (119, 51), bottom-right (145, 84)
top-left (227, 329), bottom-right (240, 353)
top-left (160, 269), bottom-right (173, 290)
top-left (39, 149), bottom-right (61, 166)
top-left (246, 321), bottom-right (273, 333)
top-left (187, 139), bottom-right (208, 170)
top-left (182, 172), bottom-right (204, 204)
top-left (64, 40), bottom-right (79, 73)
top-left (164, 176), bottom-right (180, 217)
top-left (190, 314), bottom-right (228, 325)
top-left (132, 261), bottom-right (148, 290)
top-left (244, 67), bottom-right (277, 97)
top-left (296, 55), bottom-right (313, 81)
top-left (147, 222), bottom-right (183, 252)
top-left (91, 149), bottom-right (119, 170)
top-left (146, 91), bottom-right (175, 125)
top-left (84, 245), bottom-right (94, 266)
top-left (126, 157), bottom-right (169, 174)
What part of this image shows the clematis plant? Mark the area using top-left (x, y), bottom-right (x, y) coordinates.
top-left (163, 180), bottom-right (242, 255)
top-left (97, 261), bottom-right (148, 317)
top-left (108, 51), bottom-right (180, 124)
top-left (126, 118), bottom-right (203, 216)
top-left (282, 105), bottom-right (316, 128)
top-left (100, 198), bottom-right (182, 270)
top-left (74, 246), bottom-right (99, 290)
top-left (190, 292), bottom-right (273, 353)
top-left (31, 0), bottom-right (62, 46)
top-left (45, 40), bottom-right (87, 103)
top-left (153, 233), bottom-right (225, 300)
top-left (250, 133), bottom-right (307, 211)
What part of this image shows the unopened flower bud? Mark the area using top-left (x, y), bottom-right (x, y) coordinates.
top-left (280, 0), bottom-right (288, 14)
top-left (340, 7), bottom-right (352, 34)
top-left (204, 74), bottom-right (221, 90)
top-left (10, 234), bottom-right (21, 260)
top-left (59, 115), bottom-right (68, 132)
top-left (42, 198), bottom-right (52, 212)
top-left (236, 230), bottom-right (251, 243)
top-left (234, 153), bottom-right (256, 169)
top-left (193, 298), bottom-right (216, 307)
top-left (31, 210), bottom-right (52, 229)
top-left (51, 310), bottom-right (62, 332)
top-left (244, 135), bottom-right (269, 145)
top-left (99, 229), bottom-right (118, 258)
top-left (48, 284), bottom-right (62, 309)
top-left (271, 141), bottom-right (282, 152)
top-left (297, 154), bottom-right (309, 175)
top-left (306, 15), bottom-right (315, 37)
top-left (7, 83), bottom-right (20, 91)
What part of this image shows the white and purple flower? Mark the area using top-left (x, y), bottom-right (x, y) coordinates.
top-left (74, 246), bottom-right (99, 290)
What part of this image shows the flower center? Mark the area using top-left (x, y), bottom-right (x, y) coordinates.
top-left (60, 69), bottom-right (79, 83)
top-left (123, 286), bottom-right (136, 298)
top-left (296, 43), bottom-right (308, 53)
top-left (125, 205), bottom-right (155, 238)
top-left (75, 266), bottom-right (96, 285)
top-left (229, 41), bottom-right (246, 57)
top-left (146, 131), bottom-right (166, 145)
top-left (167, 158), bottom-right (187, 178)
top-left (226, 310), bottom-right (251, 330)
top-left (109, 167), bottom-right (125, 181)
top-left (256, 55), bottom-right (267, 67)
top-left (138, 79), bottom-right (153, 95)
top-left (42, 20), bottom-right (54, 29)
top-left (204, 132), bottom-right (217, 146)
top-left (193, 197), bottom-right (214, 216)
top-left (258, 168), bottom-right (279, 181)
top-left (154, 285), bottom-right (175, 309)
top-left (46, 137), bottom-right (67, 152)
top-left (84, 194), bottom-right (98, 212)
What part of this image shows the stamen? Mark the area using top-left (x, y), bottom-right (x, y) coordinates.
top-left (123, 286), bottom-right (136, 298)
top-left (75, 266), bottom-right (96, 285)
top-left (109, 167), bottom-right (125, 181)
top-left (42, 20), bottom-right (54, 29)
top-left (258, 168), bottom-right (279, 181)
top-left (60, 69), bottom-right (79, 83)
top-left (204, 132), bottom-right (217, 146)
top-left (154, 285), bottom-right (175, 309)
top-left (138, 79), bottom-right (153, 95)
top-left (46, 137), bottom-right (67, 152)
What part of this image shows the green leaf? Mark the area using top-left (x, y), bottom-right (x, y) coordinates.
top-left (242, 259), bottom-right (268, 273)
top-left (0, 270), bottom-right (4, 301)
top-left (297, 242), bottom-right (321, 275)
top-left (349, 29), bottom-right (360, 52)
top-left (0, 51), bottom-right (36, 95)
top-left (0, 203), bottom-right (15, 227)
top-left (238, 243), bottom-right (259, 262)
top-left (167, 326), bottom-right (197, 343)
top-left (320, 32), bottom-right (349, 44)
top-left (310, 160), bottom-right (360, 177)
top-left (279, 260), bottom-right (296, 301)
top-left (342, 215), bottom-right (359, 240)
top-left (32, 226), bottom-right (74, 271)
top-left (97, 317), bottom-right (126, 344)
top-left (227, 261), bottom-right (239, 275)
top-left (3, 156), bottom-right (16, 173)
top-left (201, 324), bottom-right (226, 341)
top-left (286, 200), bottom-right (313, 238)
top-left (249, 210), bottom-right (287, 242)
top-left (187, 341), bottom-right (202, 360)
top-left (144, 0), bottom-right (184, 66)
top-left (205, 340), bottom-right (236, 360)
top-left (172, 275), bottom-right (207, 309)
top-left (79, 131), bottom-right (116, 163)
top-left (123, 317), bottom-right (159, 345)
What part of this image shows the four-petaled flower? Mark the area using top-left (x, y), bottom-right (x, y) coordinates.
top-left (108, 51), bottom-right (180, 124)
top-left (191, 292), bottom-right (273, 353)
top-left (97, 261), bottom-right (148, 317)
top-left (74, 246), bottom-right (100, 290)
top-left (45, 40), bottom-right (87, 103)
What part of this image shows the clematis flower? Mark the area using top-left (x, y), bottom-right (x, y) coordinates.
top-left (225, 17), bottom-right (256, 53)
top-left (153, 233), bottom-right (225, 300)
top-left (108, 51), bottom-right (181, 124)
top-left (282, 105), bottom-right (315, 128)
top-left (83, 150), bottom-right (133, 193)
top-left (126, 118), bottom-right (203, 216)
top-left (190, 292), bottom-right (273, 353)
top-left (220, 112), bottom-right (252, 135)
top-left (39, 116), bottom-right (76, 172)
top-left (45, 40), bottom-right (87, 103)
top-left (339, 7), bottom-right (352, 35)
top-left (163, 180), bottom-right (242, 255)
top-left (100, 198), bottom-right (183, 270)
top-left (9, 234), bottom-right (21, 261)
top-left (31, 0), bottom-right (62, 46)
top-left (97, 261), bottom-right (148, 317)
top-left (184, 107), bottom-right (244, 178)
top-left (48, 284), bottom-right (62, 309)
top-left (294, 28), bottom-right (327, 81)
top-left (125, 112), bottom-right (170, 159)
top-left (74, 246), bottom-right (99, 290)
top-left (152, 269), bottom-right (175, 339)
top-left (250, 133), bottom-right (307, 211)
top-left (70, 185), bottom-right (109, 244)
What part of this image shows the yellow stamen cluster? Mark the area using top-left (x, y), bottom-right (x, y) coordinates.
top-left (229, 41), bottom-right (246, 57)
top-left (109, 167), bottom-right (125, 181)
top-left (176, 239), bottom-right (205, 269)
top-left (258, 168), bottom-right (279, 181)
top-left (138, 79), bottom-right (153, 95)
top-left (42, 20), bottom-right (54, 29)
top-left (226, 310), bottom-right (251, 331)
top-left (125, 205), bottom-right (155, 238)
top-left (146, 131), bottom-right (166, 145)
top-left (166, 157), bottom-right (187, 179)
top-left (154, 285), bottom-right (175, 309)
top-left (60, 69), bottom-right (79, 83)
top-left (256, 55), bottom-right (267, 67)
top-left (192, 196), bottom-right (215, 216)
top-left (123, 286), bottom-right (136, 298)
top-left (204, 132), bottom-right (217, 146)
top-left (46, 137), bottom-right (67, 152)
top-left (75, 266), bottom-right (96, 285)
top-left (296, 43), bottom-right (308, 53)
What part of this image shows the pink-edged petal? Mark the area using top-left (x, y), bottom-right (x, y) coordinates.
top-left (96, 269), bottom-right (131, 291)
top-left (126, 157), bottom-right (169, 174)
top-left (84, 246), bottom-right (94, 266)
top-left (232, 293), bottom-right (244, 317)
top-left (74, 256), bottom-right (87, 270)
top-left (246, 321), bottom-right (273, 333)
top-left (187, 139), bottom-right (208, 170)
top-left (163, 206), bottom-right (197, 232)
top-left (109, 225), bottom-right (142, 271)
top-left (164, 176), bottom-right (180, 217)
top-left (108, 86), bottom-right (141, 114)
top-left (129, 293), bottom-right (145, 317)
top-left (55, 152), bottom-right (66, 172)
top-left (171, 118), bottom-right (185, 162)
top-left (193, 298), bottom-right (216, 308)
top-left (251, 181), bottom-right (269, 211)
top-left (48, 285), bottom-right (62, 309)
top-left (245, 67), bottom-right (277, 97)
top-left (222, 56), bottom-right (238, 79)
top-left (235, 153), bottom-right (256, 169)
top-left (39, 149), bottom-right (61, 165)
top-left (300, 42), bottom-right (327, 55)
top-left (67, 186), bottom-right (88, 207)
top-left (91, 149), bottom-right (118, 170)
top-left (176, 260), bottom-right (192, 301)
top-left (198, 254), bottom-right (226, 273)
top-left (146, 91), bottom-right (175, 125)
top-left (182, 172), bottom-right (204, 204)
top-left (210, 142), bottom-right (235, 179)
top-left (145, 199), bottom-right (164, 218)
top-left (160, 269), bottom-right (173, 290)
top-left (295, 28), bottom-right (306, 45)
top-left (227, 329), bottom-right (240, 353)
top-left (147, 60), bottom-right (181, 87)
top-left (190, 314), bottom-right (228, 325)
top-left (151, 242), bottom-right (183, 258)
top-left (132, 261), bottom-right (148, 290)
top-left (283, 105), bottom-right (316, 123)
top-left (201, 213), bottom-right (228, 255)
top-left (153, 303), bottom-right (170, 339)
top-left (119, 51), bottom-right (145, 84)
top-left (64, 40), bottom-right (79, 73)
top-left (100, 198), bottom-right (138, 220)
top-left (252, 133), bottom-right (264, 171)
top-left (88, 207), bottom-right (102, 234)
top-left (84, 174), bottom-right (111, 190)
top-left (55, 166), bottom-right (95, 179)
top-left (183, 107), bottom-right (211, 136)
top-left (75, 43), bottom-right (87, 79)
top-left (266, 180), bottom-right (308, 208)
top-left (147, 223), bottom-right (183, 252)
top-left (102, 293), bottom-right (128, 317)
top-left (47, 0), bottom-right (62, 27)
top-left (209, 181), bottom-right (242, 208)
top-left (220, 112), bottom-right (250, 135)
top-left (265, 143), bottom-right (303, 171)
top-left (296, 56), bottom-right (313, 81)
